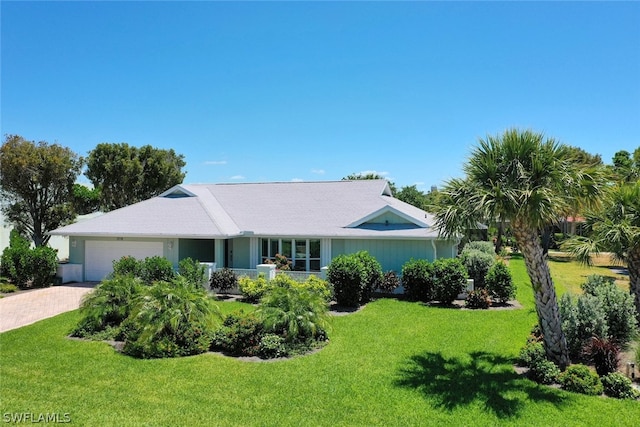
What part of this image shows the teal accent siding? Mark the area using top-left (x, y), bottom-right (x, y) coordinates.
top-left (230, 238), bottom-right (250, 268)
top-left (330, 239), bottom-right (437, 273)
top-left (178, 239), bottom-right (215, 262)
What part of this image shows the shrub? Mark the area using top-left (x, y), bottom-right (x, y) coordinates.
top-left (258, 286), bottom-right (330, 343)
top-left (559, 293), bottom-right (608, 359)
top-left (327, 254), bottom-right (366, 307)
top-left (528, 358), bottom-right (561, 385)
top-left (0, 232), bottom-right (56, 288)
top-left (178, 258), bottom-right (206, 288)
top-left (71, 275), bottom-right (144, 338)
top-left (123, 278), bottom-right (219, 358)
top-left (431, 258), bottom-right (467, 304)
top-left (582, 336), bottom-right (620, 377)
top-left (583, 276), bottom-right (637, 346)
top-left (0, 231), bottom-right (31, 287)
top-left (462, 241), bottom-right (495, 255)
top-left (238, 275), bottom-right (270, 303)
top-left (401, 259), bottom-right (433, 302)
top-left (459, 249), bottom-right (495, 289)
top-left (211, 311), bottom-right (264, 356)
top-left (485, 261), bottom-right (515, 303)
top-left (601, 372), bottom-right (640, 400)
top-left (354, 251), bottom-right (383, 303)
top-left (112, 256), bottom-right (143, 278)
top-left (29, 246), bottom-right (58, 288)
top-left (300, 275), bottom-right (333, 302)
top-left (465, 288), bottom-right (491, 309)
top-left (258, 333), bottom-right (288, 359)
top-left (210, 268), bottom-right (238, 294)
top-left (558, 364), bottom-right (603, 396)
top-left (0, 283), bottom-right (18, 293)
top-left (140, 256), bottom-right (175, 284)
top-left (379, 271), bottom-right (400, 294)
top-left (518, 341), bottom-right (546, 367)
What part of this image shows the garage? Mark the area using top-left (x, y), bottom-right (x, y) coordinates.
top-left (84, 240), bottom-right (164, 281)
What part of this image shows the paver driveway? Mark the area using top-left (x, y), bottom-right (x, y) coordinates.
top-left (0, 283), bottom-right (97, 333)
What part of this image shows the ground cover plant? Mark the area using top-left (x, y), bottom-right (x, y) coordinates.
top-left (1, 256), bottom-right (639, 425)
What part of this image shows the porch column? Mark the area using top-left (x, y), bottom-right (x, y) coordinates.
top-left (249, 237), bottom-right (260, 268)
top-left (320, 238), bottom-right (332, 267)
top-left (214, 240), bottom-right (225, 268)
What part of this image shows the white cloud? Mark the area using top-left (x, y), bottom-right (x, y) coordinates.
top-left (311, 169), bottom-right (325, 175)
top-left (229, 175), bottom-right (245, 180)
top-left (204, 160), bottom-right (227, 165)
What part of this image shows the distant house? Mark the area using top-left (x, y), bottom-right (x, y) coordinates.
top-left (49, 180), bottom-right (459, 282)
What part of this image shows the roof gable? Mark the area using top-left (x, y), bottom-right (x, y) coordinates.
top-left (347, 205), bottom-right (430, 229)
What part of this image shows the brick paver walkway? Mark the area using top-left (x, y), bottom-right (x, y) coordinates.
top-left (0, 283), bottom-right (97, 333)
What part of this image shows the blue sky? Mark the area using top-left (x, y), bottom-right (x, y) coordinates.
top-left (2, 1), bottom-right (639, 191)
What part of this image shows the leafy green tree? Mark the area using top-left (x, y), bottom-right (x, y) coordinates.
top-left (72, 184), bottom-right (101, 215)
top-left (396, 185), bottom-right (428, 210)
top-left (0, 135), bottom-right (83, 246)
top-left (85, 142), bottom-right (186, 211)
top-left (609, 148), bottom-right (640, 183)
top-left (564, 181), bottom-right (640, 321)
top-left (433, 129), bottom-right (603, 368)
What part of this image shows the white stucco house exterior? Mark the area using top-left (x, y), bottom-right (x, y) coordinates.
top-left (49, 180), bottom-right (459, 282)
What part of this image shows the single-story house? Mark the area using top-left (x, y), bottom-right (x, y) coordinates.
top-left (49, 180), bottom-right (459, 282)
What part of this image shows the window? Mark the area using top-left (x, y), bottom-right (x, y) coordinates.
top-left (260, 238), bottom-right (321, 271)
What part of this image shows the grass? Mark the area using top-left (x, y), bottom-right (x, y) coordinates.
top-left (1, 258), bottom-right (639, 426)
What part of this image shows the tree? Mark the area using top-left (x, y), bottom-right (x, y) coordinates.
top-left (396, 185), bottom-right (428, 210)
top-left (564, 181), bottom-right (640, 322)
top-left (85, 143), bottom-right (186, 211)
top-left (72, 184), bottom-right (101, 215)
top-left (610, 148), bottom-right (640, 183)
top-left (342, 172), bottom-right (397, 194)
top-left (433, 129), bottom-right (603, 369)
top-left (0, 135), bottom-right (83, 246)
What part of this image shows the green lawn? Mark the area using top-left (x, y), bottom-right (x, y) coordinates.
top-left (1, 258), bottom-right (639, 426)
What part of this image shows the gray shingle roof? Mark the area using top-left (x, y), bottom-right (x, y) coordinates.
top-left (50, 180), bottom-right (442, 239)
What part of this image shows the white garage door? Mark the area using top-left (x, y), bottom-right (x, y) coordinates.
top-left (85, 240), bottom-right (164, 281)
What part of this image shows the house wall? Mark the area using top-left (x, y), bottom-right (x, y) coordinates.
top-left (367, 211), bottom-right (413, 225)
top-left (68, 236), bottom-right (178, 269)
top-left (229, 237), bottom-right (251, 268)
top-left (178, 239), bottom-right (215, 262)
top-left (331, 239), bottom-right (442, 273)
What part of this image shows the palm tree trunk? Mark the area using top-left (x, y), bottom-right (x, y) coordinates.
top-left (628, 247), bottom-right (640, 324)
top-left (512, 219), bottom-right (570, 369)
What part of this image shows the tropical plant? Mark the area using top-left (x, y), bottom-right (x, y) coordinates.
top-left (71, 275), bottom-right (144, 338)
top-left (178, 257), bottom-right (206, 288)
top-left (465, 288), bottom-right (491, 309)
top-left (582, 336), bottom-right (620, 377)
top-left (123, 278), bottom-right (219, 358)
top-left (431, 257), bottom-right (467, 304)
top-left (485, 261), bottom-right (516, 303)
top-left (238, 274), bottom-right (270, 303)
top-left (583, 277), bottom-right (637, 345)
top-left (210, 268), bottom-right (238, 294)
top-left (258, 286), bottom-right (330, 343)
top-left (433, 129), bottom-right (603, 368)
top-left (462, 241), bottom-right (495, 255)
top-left (401, 258), bottom-right (433, 302)
top-left (563, 181), bottom-right (640, 322)
top-left (379, 271), bottom-right (400, 294)
top-left (459, 248), bottom-right (495, 289)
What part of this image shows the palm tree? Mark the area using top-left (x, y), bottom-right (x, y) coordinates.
top-left (433, 129), bottom-right (602, 369)
top-left (564, 181), bottom-right (640, 322)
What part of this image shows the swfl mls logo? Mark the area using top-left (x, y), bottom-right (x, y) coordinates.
top-left (2, 413), bottom-right (71, 423)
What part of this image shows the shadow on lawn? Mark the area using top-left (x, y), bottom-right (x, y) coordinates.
top-left (394, 351), bottom-right (567, 419)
